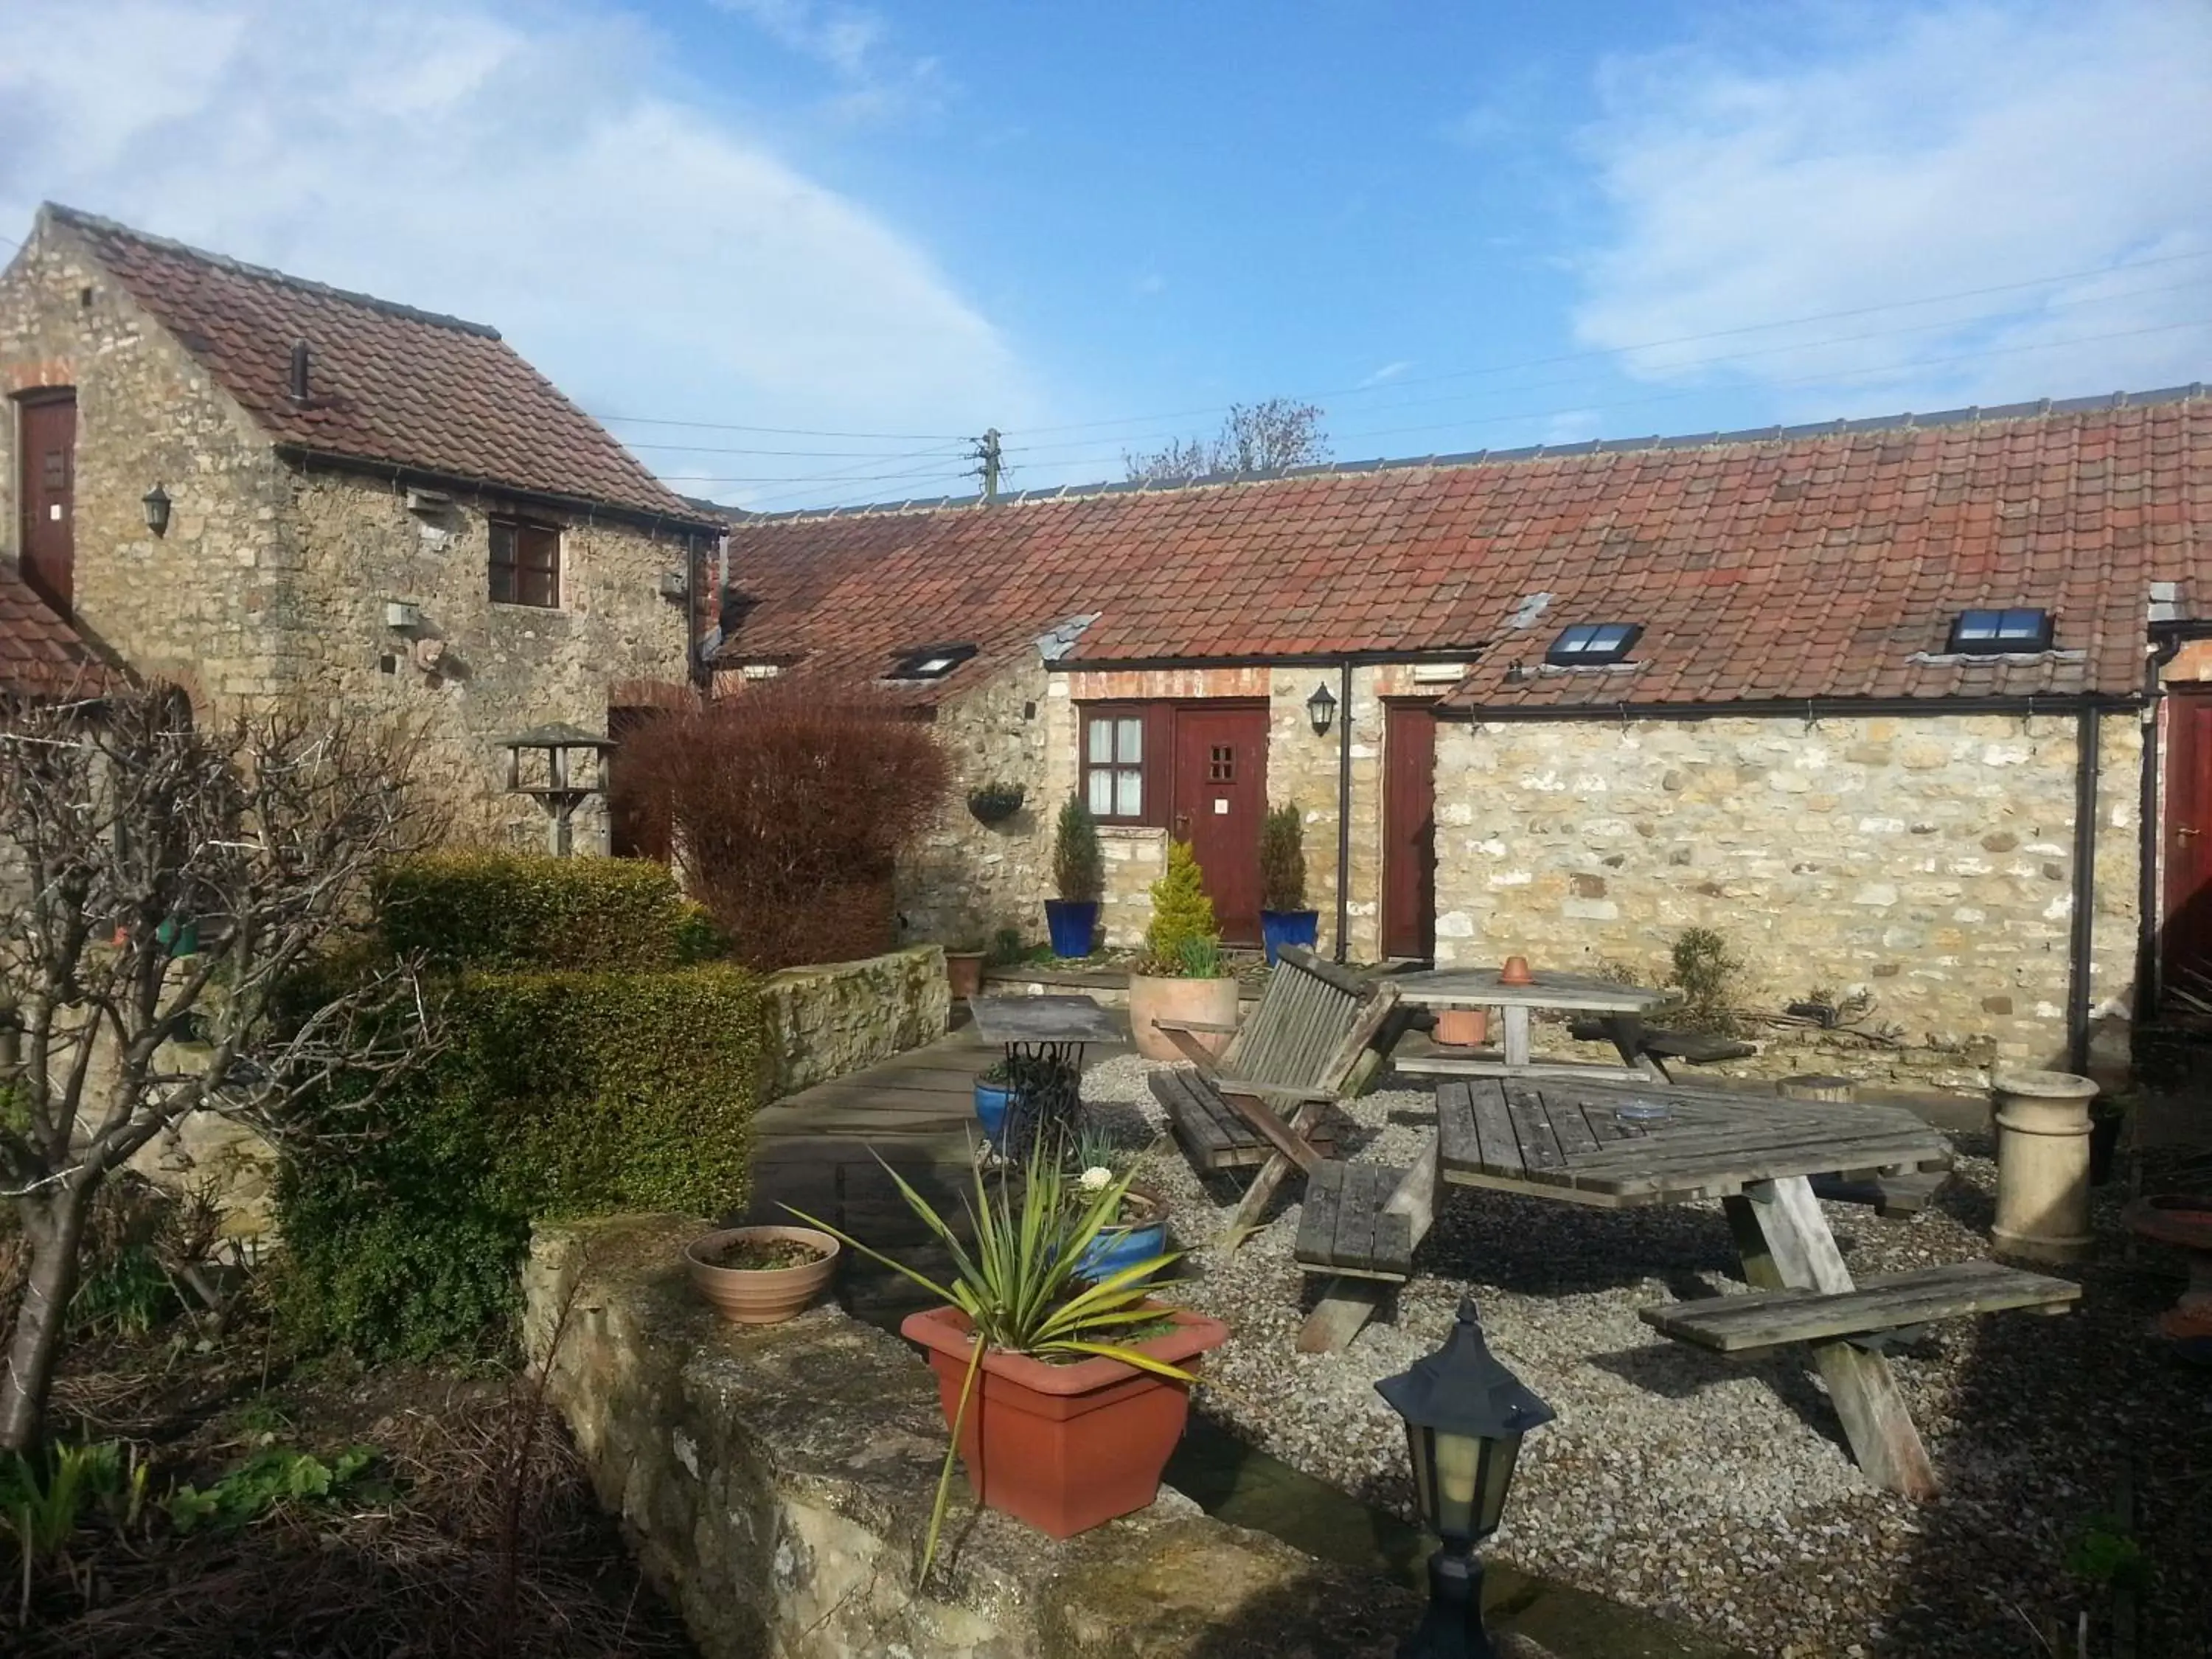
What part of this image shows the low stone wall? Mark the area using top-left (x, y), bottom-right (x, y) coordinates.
top-left (524, 1214), bottom-right (1429, 1659)
top-left (759, 944), bottom-right (950, 1099)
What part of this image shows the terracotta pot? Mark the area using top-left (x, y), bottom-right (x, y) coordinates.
top-left (1433, 1006), bottom-right (1489, 1047)
top-left (1127, 972), bottom-right (1239, 1062)
top-left (1499, 955), bottom-right (1535, 987)
top-left (945, 950), bottom-right (986, 1000)
top-left (900, 1303), bottom-right (1228, 1538)
top-left (685, 1225), bottom-right (840, 1324)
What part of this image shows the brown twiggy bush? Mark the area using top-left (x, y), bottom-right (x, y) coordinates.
top-left (612, 684), bottom-right (949, 970)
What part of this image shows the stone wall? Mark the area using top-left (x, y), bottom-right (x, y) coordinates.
top-left (1430, 709), bottom-right (2141, 1083)
top-left (524, 1214), bottom-right (1423, 1659)
top-left (759, 945), bottom-right (950, 1099)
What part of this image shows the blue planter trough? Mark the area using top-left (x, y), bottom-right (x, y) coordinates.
top-left (1259, 908), bottom-right (1320, 966)
top-left (1044, 899), bottom-right (1100, 960)
top-left (1074, 1189), bottom-right (1169, 1281)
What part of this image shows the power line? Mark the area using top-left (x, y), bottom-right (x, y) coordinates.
top-left (622, 439), bottom-right (970, 459)
top-left (596, 412), bottom-right (970, 441)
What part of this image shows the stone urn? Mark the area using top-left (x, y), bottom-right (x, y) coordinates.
top-left (1989, 1069), bottom-right (2100, 1264)
top-left (1127, 972), bottom-right (1239, 1062)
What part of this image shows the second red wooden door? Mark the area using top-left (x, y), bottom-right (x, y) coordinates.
top-left (2164, 690), bottom-right (2212, 984)
top-left (15, 391), bottom-right (76, 617)
top-left (1170, 704), bottom-right (1268, 946)
top-left (1382, 701), bottom-right (1437, 960)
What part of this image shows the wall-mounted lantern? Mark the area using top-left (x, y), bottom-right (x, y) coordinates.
top-left (142, 483), bottom-right (171, 538)
top-left (1306, 680), bottom-right (1338, 737)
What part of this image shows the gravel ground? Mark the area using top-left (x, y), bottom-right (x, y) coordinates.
top-left (1082, 1056), bottom-right (2211, 1659)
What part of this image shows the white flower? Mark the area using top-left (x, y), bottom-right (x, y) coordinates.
top-left (1077, 1165), bottom-right (1113, 1192)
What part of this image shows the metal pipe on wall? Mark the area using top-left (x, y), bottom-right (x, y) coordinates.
top-left (2067, 706), bottom-right (2101, 1076)
top-left (1335, 657), bottom-right (1353, 963)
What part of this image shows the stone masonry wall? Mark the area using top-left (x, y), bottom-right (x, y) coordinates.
top-left (1430, 709), bottom-right (2140, 1082)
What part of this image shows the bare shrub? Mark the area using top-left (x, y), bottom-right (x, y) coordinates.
top-left (613, 684), bottom-right (949, 970)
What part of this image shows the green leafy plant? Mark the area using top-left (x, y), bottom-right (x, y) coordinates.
top-left (1669, 927), bottom-right (1745, 1036)
top-left (1258, 804), bottom-right (1307, 914)
top-left (977, 1057), bottom-right (1012, 1087)
top-left (2065, 1514), bottom-right (2150, 1592)
top-left (1053, 798), bottom-right (1105, 905)
top-left (967, 782), bottom-right (1026, 824)
top-left (785, 1143), bottom-right (1189, 1582)
top-left (0, 1439), bottom-right (146, 1617)
top-left (987, 927), bottom-right (1029, 968)
top-left (164, 1444), bottom-right (378, 1536)
top-left (1139, 840), bottom-right (1220, 976)
top-left (375, 851), bottom-right (707, 972)
top-left (1176, 937), bottom-right (1228, 980)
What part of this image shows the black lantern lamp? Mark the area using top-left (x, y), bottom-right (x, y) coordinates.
top-left (142, 482), bottom-right (171, 537)
top-left (1306, 679), bottom-right (1338, 737)
top-left (1375, 1298), bottom-right (1554, 1658)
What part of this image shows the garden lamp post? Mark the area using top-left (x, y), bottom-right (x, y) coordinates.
top-left (1375, 1298), bottom-right (1554, 1658)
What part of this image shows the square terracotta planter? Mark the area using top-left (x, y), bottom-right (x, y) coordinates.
top-left (900, 1303), bottom-right (1228, 1538)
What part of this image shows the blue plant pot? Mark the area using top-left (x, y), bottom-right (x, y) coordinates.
top-left (1044, 899), bottom-right (1099, 960)
top-left (974, 1080), bottom-right (1014, 1142)
top-left (1073, 1189), bottom-right (1169, 1281)
top-left (1259, 908), bottom-right (1320, 966)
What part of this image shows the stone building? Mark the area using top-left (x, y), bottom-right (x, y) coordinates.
top-left (714, 386), bottom-right (2212, 1085)
top-left (0, 204), bottom-right (720, 844)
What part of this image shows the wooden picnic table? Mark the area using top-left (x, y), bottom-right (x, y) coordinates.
top-left (1296, 1077), bottom-right (2076, 1498)
top-left (1390, 965), bottom-right (1674, 1083)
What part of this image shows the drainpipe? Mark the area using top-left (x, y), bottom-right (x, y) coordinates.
top-left (2067, 706), bottom-right (2101, 1076)
top-left (2137, 647), bottom-right (2166, 1019)
top-left (1335, 658), bottom-right (1353, 964)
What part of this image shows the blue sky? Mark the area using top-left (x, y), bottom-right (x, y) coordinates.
top-left (4, 1), bottom-right (2208, 507)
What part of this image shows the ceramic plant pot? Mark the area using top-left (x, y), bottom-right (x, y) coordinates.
top-left (1990, 1069), bottom-right (2099, 1264)
top-left (1433, 1006), bottom-right (1489, 1048)
top-left (974, 1077), bottom-right (1014, 1141)
top-left (945, 950), bottom-right (986, 1000)
top-left (1127, 972), bottom-right (1239, 1062)
top-left (1044, 900), bottom-right (1099, 960)
top-left (1258, 908), bottom-right (1320, 966)
top-left (1071, 1186), bottom-right (1169, 1282)
top-left (900, 1303), bottom-right (1228, 1538)
top-left (685, 1225), bottom-right (839, 1324)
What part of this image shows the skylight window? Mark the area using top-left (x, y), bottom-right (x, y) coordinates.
top-left (886, 643), bottom-right (977, 680)
top-left (1545, 622), bottom-right (1641, 667)
top-left (1948, 609), bottom-right (2053, 655)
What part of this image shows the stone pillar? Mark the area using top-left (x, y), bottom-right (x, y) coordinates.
top-left (1990, 1069), bottom-right (2100, 1263)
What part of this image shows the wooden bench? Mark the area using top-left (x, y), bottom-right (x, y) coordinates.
top-left (1567, 1018), bottom-right (1756, 1069)
top-left (1293, 1161), bottom-right (1416, 1281)
top-left (1641, 1258), bottom-right (2079, 1354)
top-left (1149, 947), bottom-right (1399, 1243)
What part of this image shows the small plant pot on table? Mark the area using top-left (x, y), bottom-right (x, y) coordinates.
top-left (686, 1225), bottom-right (840, 1324)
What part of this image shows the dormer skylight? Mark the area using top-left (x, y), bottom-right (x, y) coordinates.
top-left (886, 642), bottom-right (977, 681)
top-left (1545, 622), bottom-right (1641, 667)
top-left (1948, 608), bottom-right (2053, 655)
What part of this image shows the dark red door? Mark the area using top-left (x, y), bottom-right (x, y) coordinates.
top-left (1382, 701), bottom-right (1437, 960)
top-left (16, 391), bottom-right (76, 616)
top-left (2164, 690), bottom-right (2212, 983)
top-left (1171, 704), bottom-right (1268, 946)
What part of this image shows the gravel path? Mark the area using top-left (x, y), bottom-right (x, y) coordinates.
top-left (1082, 1057), bottom-right (2210, 1659)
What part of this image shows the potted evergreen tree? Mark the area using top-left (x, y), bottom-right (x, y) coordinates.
top-left (1046, 798), bottom-right (1103, 959)
top-left (1257, 802), bottom-right (1318, 965)
top-left (1127, 839), bottom-right (1238, 1061)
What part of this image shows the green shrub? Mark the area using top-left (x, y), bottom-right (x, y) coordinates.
top-left (1668, 927), bottom-right (1745, 1034)
top-left (1053, 799), bottom-right (1104, 903)
top-left (1258, 803), bottom-right (1306, 913)
top-left (277, 964), bottom-right (765, 1361)
top-left (374, 850), bottom-right (711, 972)
top-left (1141, 840), bottom-right (1220, 975)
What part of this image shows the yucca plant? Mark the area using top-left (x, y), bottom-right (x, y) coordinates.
top-left (785, 1140), bottom-right (1191, 1581)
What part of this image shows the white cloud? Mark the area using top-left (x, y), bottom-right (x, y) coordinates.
top-left (1357, 360), bottom-right (1412, 389)
top-left (711, 0), bottom-right (947, 126)
top-left (1571, 1), bottom-right (2212, 410)
top-left (0, 0), bottom-right (1037, 507)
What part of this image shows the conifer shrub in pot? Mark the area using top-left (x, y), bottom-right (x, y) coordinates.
top-left (1045, 798), bottom-right (1103, 959)
top-left (1127, 839), bottom-right (1238, 1061)
top-left (1256, 801), bottom-right (1319, 965)
top-left (787, 1143), bottom-right (1225, 1562)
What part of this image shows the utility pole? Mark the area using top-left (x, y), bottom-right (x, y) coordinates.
top-left (971, 428), bottom-right (1003, 502)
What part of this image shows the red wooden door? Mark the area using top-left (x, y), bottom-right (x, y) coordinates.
top-left (1382, 701), bottom-right (1437, 960)
top-left (2164, 690), bottom-right (2212, 981)
top-left (1171, 704), bottom-right (1268, 946)
top-left (16, 391), bottom-right (76, 616)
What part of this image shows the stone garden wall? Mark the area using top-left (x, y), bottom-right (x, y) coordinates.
top-left (524, 1213), bottom-right (1422, 1659)
top-left (1430, 709), bottom-right (2141, 1084)
top-left (759, 945), bottom-right (951, 1099)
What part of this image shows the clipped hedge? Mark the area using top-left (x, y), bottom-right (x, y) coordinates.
top-left (374, 850), bottom-right (718, 972)
top-left (277, 964), bottom-right (763, 1361)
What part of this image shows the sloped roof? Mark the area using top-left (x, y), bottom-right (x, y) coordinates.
top-left (716, 387), bottom-right (2211, 709)
top-left (44, 205), bottom-right (713, 529)
top-left (0, 568), bottom-right (116, 698)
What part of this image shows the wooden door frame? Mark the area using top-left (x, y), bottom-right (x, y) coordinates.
top-left (2160, 686), bottom-right (2212, 984)
top-left (13, 388), bottom-right (77, 619)
top-left (1381, 698), bottom-right (1439, 962)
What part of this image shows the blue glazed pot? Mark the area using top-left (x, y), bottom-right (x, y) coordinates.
top-left (1074, 1189), bottom-right (1169, 1281)
top-left (974, 1079), bottom-right (1014, 1141)
top-left (1044, 899), bottom-right (1100, 960)
top-left (1259, 908), bottom-right (1320, 966)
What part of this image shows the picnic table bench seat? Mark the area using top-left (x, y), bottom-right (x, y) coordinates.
top-left (1565, 1017), bottom-right (1756, 1065)
top-left (1640, 1258), bottom-right (2079, 1353)
top-left (1150, 1067), bottom-right (1338, 1172)
top-left (1293, 1161), bottom-right (1415, 1281)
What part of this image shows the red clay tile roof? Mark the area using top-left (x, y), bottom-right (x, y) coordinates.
top-left (716, 389), bottom-right (2211, 709)
top-left (0, 567), bottom-right (116, 698)
top-left (46, 206), bottom-right (712, 529)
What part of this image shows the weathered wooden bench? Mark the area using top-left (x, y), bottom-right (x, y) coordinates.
top-left (1641, 1258), bottom-right (2079, 1354)
top-left (1566, 1017), bottom-right (1756, 1072)
top-left (1293, 1159), bottom-right (1417, 1281)
top-left (1148, 947), bottom-right (1399, 1242)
